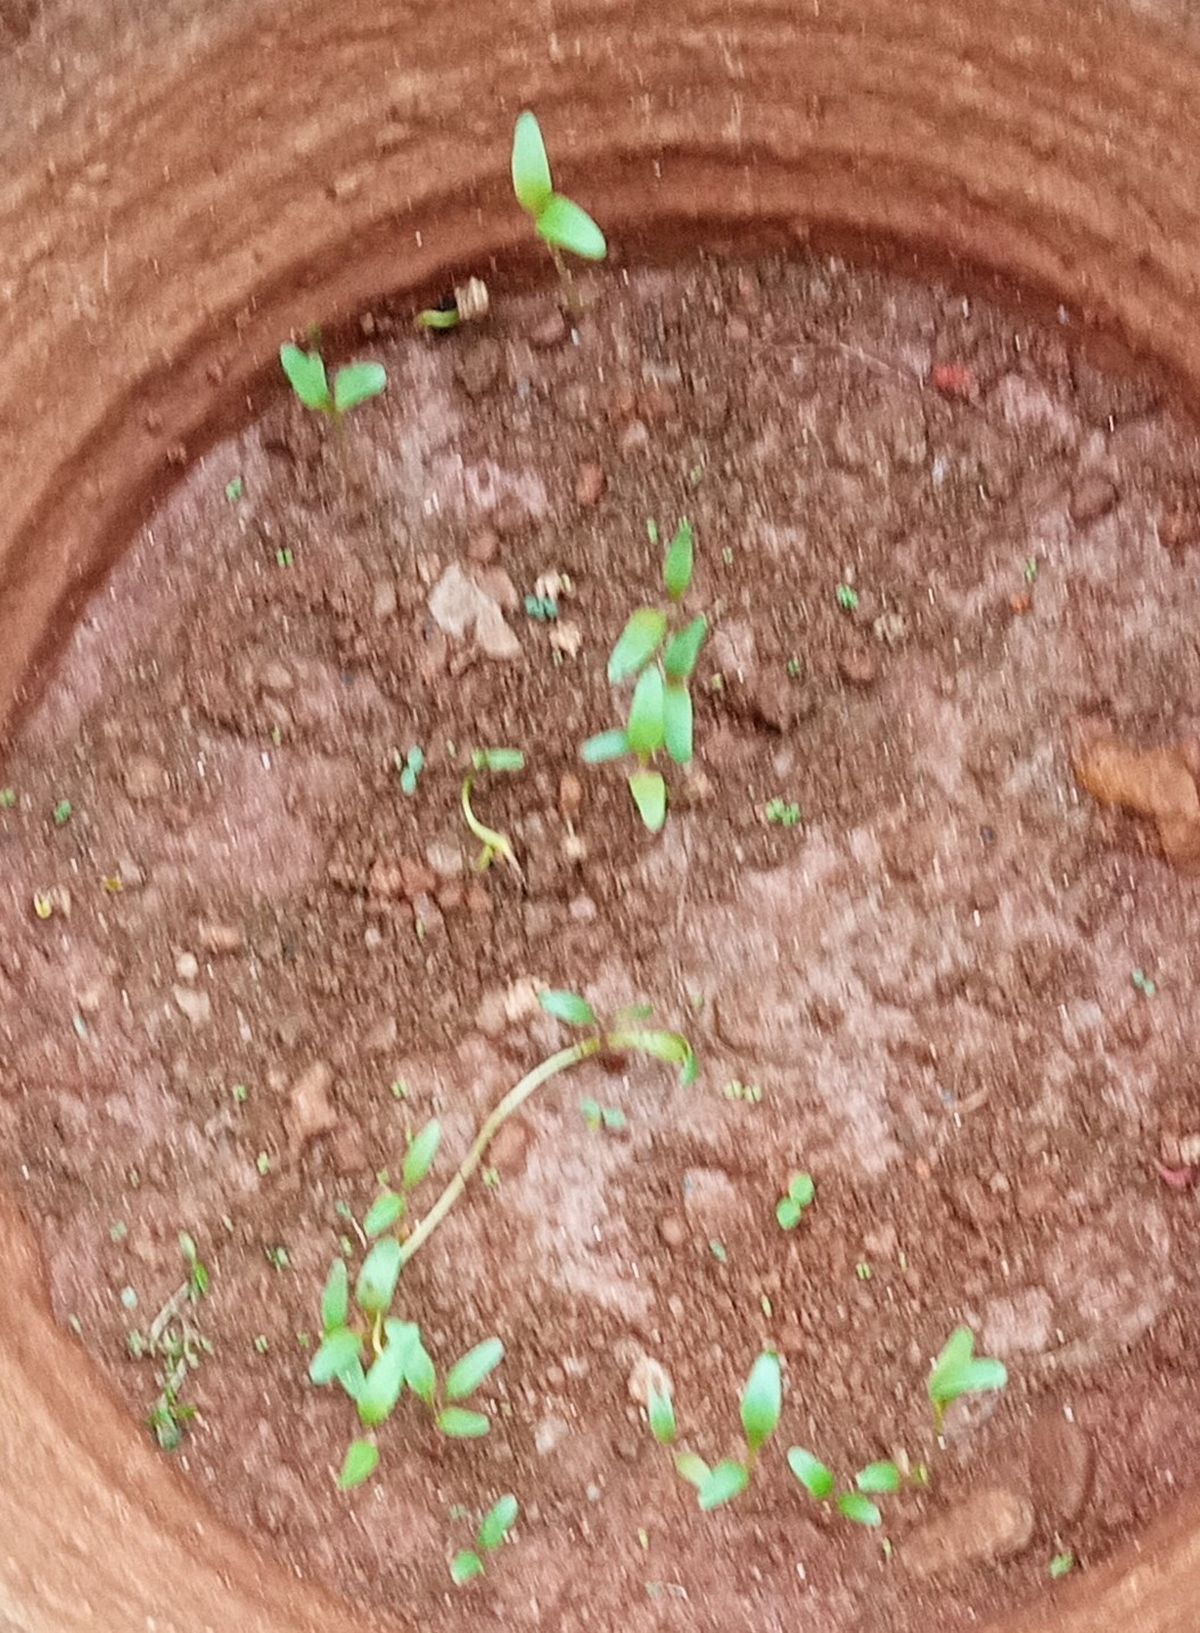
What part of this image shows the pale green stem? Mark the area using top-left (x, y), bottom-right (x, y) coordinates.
top-left (460, 775), bottom-right (521, 876)
top-left (399, 1037), bottom-right (605, 1268)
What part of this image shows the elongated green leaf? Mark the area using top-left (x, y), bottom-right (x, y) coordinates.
top-left (741, 1351), bottom-right (782, 1454)
top-left (537, 193), bottom-right (607, 261)
top-left (280, 343), bottom-right (331, 412)
top-left (663, 520), bottom-right (695, 601)
top-left (628, 664), bottom-right (667, 759)
top-left (437, 1407), bottom-right (491, 1439)
top-left (581, 728), bottom-right (631, 765)
top-left (776, 1198), bottom-right (803, 1230)
top-left (512, 110), bottom-right (553, 214)
top-left (620, 1029), bottom-right (690, 1067)
top-left (478, 1494), bottom-right (519, 1551)
top-left (540, 990), bottom-right (598, 1029)
top-left (837, 1491), bottom-right (883, 1527)
top-left (663, 682), bottom-right (694, 766)
top-left (698, 1459), bottom-right (750, 1511)
top-left (608, 609), bottom-right (668, 684)
top-left (404, 1120), bottom-right (442, 1191)
top-left (789, 1173), bottom-right (816, 1207)
top-left (472, 747), bottom-right (526, 773)
top-left (787, 1447), bottom-right (835, 1501)
top-left (675, 1452), bottom-right (710, 1489)
top-left (445, 1337), bottom-right (505, 1402)
top-left (383, 1317), bottom-right (421, 1357)
top-left (648, 1385), bottom-right (677, 1446)
top-left (664, 616), bottom-right (708, 682)
top-left (333, 361), bottom-right (387, 414)
top-left (337, 1357), bottom-right (366, 1402)
top-left (856, 1461), bottom-right (902, 1495)
top-left (355, 1237), bottom-right (402, 1316)
top-left (628, 769), bottom-right (667, 833)
top-left (309, 1327), bottom-right (363, 1386)
top-left (321, 1258), bottom-right (350, 1331)
top-left (338, 1438), bottom-right (379, 1490)
top-left (364, 1191), bottom-right (406, 1238)
top-left (405, 1339), bottom-right (437, 1405)
top-left (680, 1045), bottom-right (700, 1087)
top-left (451, 1549), bottom-right (485, 1586)
top-left (357, 1342), bottom-right (408, 1427)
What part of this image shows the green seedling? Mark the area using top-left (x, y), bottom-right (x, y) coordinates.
top-left (581, 1099), bottom-right (627, 1133)
top-left (775, 1172), bottom-right (815, 1230)
top-left (135, 1235), bottom-right (212, 1451)
top-left (836, 584), bottom-right (860, 613)
top-left (723, 1079), bottom-right (762, 1104)
top-left (280, 343), bottom-right (388, 423)
top-left (418, 305), bottom-right (461, 332)
top-left (52, 799), bottom-right (73, 826)
top-left (0, 788), bottom-right (16, 809)
top-left (1049, 1551), bottom-right (1076, 1579)
top-left (1132, 967), bottom-right (1157, 997)
top-left (927, 1326), bottom-right (1008, 1432)
top-left (451, 1494), bottom-right (520, 1586)
top-left (512, 110), bottom-right (607, 268)
top-left (225, 475), bottom-right (245, 504)
top-left (461, 748), bottom-right (525, 874)
top-left (417, 277), bottom-right (489, 333)
top-left (765, 799), bottom-right (803, 829)
top-left (395, 745), bottom-right (425, 798)
top-left (650, 1351), bottom-right (782, 1512)
top-left (787, 1447), bottom-right (900, 1528)
top-left (581, 521), bottom-right (707, 833)
top-left (524, 594), bottom-right (559, 622)
top-left (314, 995), bottom-right (695, 1486)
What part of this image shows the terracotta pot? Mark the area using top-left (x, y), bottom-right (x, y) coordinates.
top-left (1, 1), bottom-right (1198, 1627)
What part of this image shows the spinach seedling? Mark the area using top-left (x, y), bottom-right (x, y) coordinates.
top-left (836, 584), bottom-right (860, 613)
top-left (1049, 1550), bottom-right (1076, 1579)
top-left (580, 1098), bottom-right (627, 1133)
top-left (280, 343), bottom-right (387, 423)
top-left (461, 748), bottom-right (525, 873)
top-left (512, 110), bottom-right (607, 268)
top-left (775, 1172), bottom-right (815, 1230)
top-left (765, 799), bottom-right (803, 829)
top-left (395, 745), bottom-right (425, 798)
top-left (649, 1351), bottom-right (782, 1511)
top-left (451, 1494), bottom-right (520, 1585)
top-left (927, 1325), bottom-right (1008, 1432)
top-left (787, 1447), bottom-right (901, 1528)
top-left (581, 521), bottom-right (707, 833)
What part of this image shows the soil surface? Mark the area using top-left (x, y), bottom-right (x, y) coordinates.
top-left (2, 250), bottom-right (1200, 1632)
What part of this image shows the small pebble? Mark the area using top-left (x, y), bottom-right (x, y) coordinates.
top-left (657, 1214), bottom-right (686, 1248)
top-left (468, 527), bottom-right (500, 565)
top-left (619, 420), bottom-right (650, 454)
top-left (174, 951), bottom-right (200, 982)
top-left (839, 647), bottom-right (879, 688)
top-left (173, 986), bottom-right (211, 1028)
top-left (575, 462), bottom-right (606, 505)
top-left (559, 772), bottom-right (583, 822)
top-left (289, 1061), bottom-right (337, 1149)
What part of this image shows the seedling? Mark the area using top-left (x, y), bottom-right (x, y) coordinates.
top-left (0, 788), bottom-right (16, 808)
top-left (52, 799), bottom-right (73, 826)
top-left (451, 1494), bottom-right (520, 1585)
top-left (927, 1326), bottom-right (1008, 1432)
top-left (313, 995), bottom-right (695, 1486)
top-left (581, 1099), bottom-right (627, 1133)
top-left (775, 1172), bottom-right (815, 1230)
top-left (1049, 1551), bottom-right (1076, 1579)
top-left (581, 521), bottom-right (707, 833)
top-left (225, 475), bottom-right (245, 504)
top-left (836, 584), bottom-right (860, 612)
top-left (649, 1352), bottom-right (782, 1511)
top-left (132, 1235), bottom-right (212, 1451)
top-left (461, 748), bottom-right (525, 874)
top-left (723, 1080), bottom-right (762, 1105)
top-left (512, 111), bottom-right (607, 269)
top-left (395, 745), bottom-right (425, 798)
top-left (417, 277), bottom-right (489, 333)
top-left (1132, 967), bottom-right (1157, 997)
top-left (787, 1447), bottom-right (901, 1529)
top-left (524, 594), bottom-right (559, 622)
top-left (766, 799), bottom-right (803, 828)
top-left (280, 343), bottom-right (387, 423)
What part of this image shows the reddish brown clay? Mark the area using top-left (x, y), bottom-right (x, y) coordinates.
top-left (5, 1), bottom-right (1200, 1629)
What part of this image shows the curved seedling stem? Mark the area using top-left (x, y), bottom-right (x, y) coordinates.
top-left (461, 775), bottom-right (522, 877)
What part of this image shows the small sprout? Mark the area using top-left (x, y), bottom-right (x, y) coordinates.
top-left (451, 1494), bottom-right (519, 1586)
top-left (741, 1351), bottom-right (782, 1459)
top-left (120, 1286), bottom-right (139, 1312)
top-left (1049, 1551), bottom-right (1076, 1579)
top-left (232, 1083), bottom-right (250, 1104)
top-left (699, 1460), bottom-right (751, 1511)
top-left (541, 989), bottom-right (598, 1028)
top-left (856, 1461), bottom-right (902, 1495)
top-left (109, 1221), bottom-right (129, 1243)
top-left (225, 475), bottom-right (245, 504)
top-left (788, 1448), bottom-right (836, 1502)
top-left (524, 594), bottom-right (559, 622)
top-left (256, 1151), bottom-right (271, 1177)
top-left (254, 1335), bottom-right (270, 1354)
top-left (482, 1166), bottom-right (501, 1190)
top-left (766, 798), bottom-right (803, 829)
top-left (1132, 968), bottom-right (1157, 997)
top-left (786, 657), bottom-right (802, 678)
top-left (721, 546), bottom-right (735, 566)
top-left (856, 1262), bottom-right (873, 1281)
top-left (280, 343), bottom-right (388, 421)
top-left (512, 111), bottom-right (607, 264)
top-left (0, 788), bottom-right (16, 808)
top-left (581, 1099), bottom-right (628, 1134)
top-left (836, 584), bottom-right (860, 612)
top-left (928, 1326), bottom-right (1008, 1431)
top-left (1025, 557), bottom-right (1039, 584)
top-left (417, 305), bottom-right (462, 332)
top-left (396, 745), bottom-right (425, 797)
top-left (33, 892), bottom-right (54, 920)
top-left (838, 1492), bottom-right (883, 1528)
top-left (52, 799), bottom-right (73, 826)
top-left (723, 1079), bottom-right (763, 1104)
top-left (776, 1171), bottom-right (815, 1230)
top-left (338, 1438), bottom-right (380, 1490)
top-left (709, 1239), bottom-right (728, 1264)
top-left (462, 752), bottom-right (524, 873)
top-left (276, 547), bottom-right (294, 568)
top-left (266, 1245), bottom-right (291, 1271)
top-left (648, 1384), bottom-right (677, 1447)
top-left (179, 1232), bottom-right (210, 1301)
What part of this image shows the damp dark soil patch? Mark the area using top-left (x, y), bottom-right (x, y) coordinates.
top-left (2, 249), bottom-right (1200, 1632)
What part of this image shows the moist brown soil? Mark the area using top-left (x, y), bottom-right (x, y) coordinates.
top-left (2, 249), bottom-right (1199, 1632)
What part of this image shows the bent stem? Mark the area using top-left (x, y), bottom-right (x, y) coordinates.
top-left (461, 775), bottom-right (522, 877)
top-left (399, 1039), bottom-right (601, 1268)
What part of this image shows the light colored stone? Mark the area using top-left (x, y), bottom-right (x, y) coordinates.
top-left (626, 1353), bottom-right (672, 1408)
top-left (289, 1061), bottom-right (336, 1148)
top-left (123, 755), bottom-right (167, 801)
top-left (902, 1488), bottom-right (1034, 1578)
top-left (174, 951), bottom-right (200, 982)
top-left (475, 600), bottom-right (522, 660)
top-left (428, 563), bottom-right (491, 639)
top-left (983, 1286), bottom-right (1054, 1356)
top-left (534, 1415), bottom-right (571, 1456)
top-left (173, 986), bottom-right (211, 1027)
